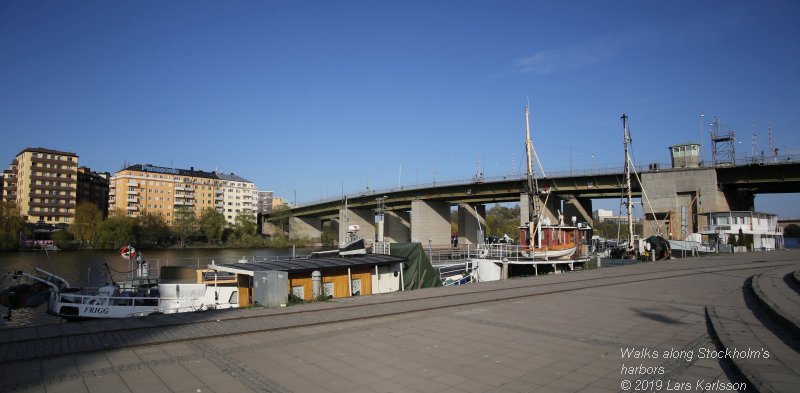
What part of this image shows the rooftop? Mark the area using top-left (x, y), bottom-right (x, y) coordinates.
top-left (211, 254), bottom-right (405, 275)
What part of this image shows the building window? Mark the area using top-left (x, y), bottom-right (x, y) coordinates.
top-left (291, 286), bottom-right (304, 300)
top-left (323, 282), bottom-right (334, 298)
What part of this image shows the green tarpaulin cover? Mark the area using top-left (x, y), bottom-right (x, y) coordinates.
top-left (388, 243), bottom-right (442, 289)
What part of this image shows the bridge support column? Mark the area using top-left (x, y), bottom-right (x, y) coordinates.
top-left (339, 208), bottom-right (375, 245)
top-left (519, 193), bottom-right (559, 226)
top-left (321, 219), bottom-right (339, 247)
top-left (261, 220), bottom-right (287, 238)
top-left (563, 196), bottom-right (593, 227)
top-left (458, 203), bottom-right (486, 245)
top-left (411, 200), bottom-right (451, 247)
top-left (640, 168), bottom-right (754, 239)
top-left (289, 217), bottom-right (321, 241)
top-left (384, 211), bottom-right (411, 243)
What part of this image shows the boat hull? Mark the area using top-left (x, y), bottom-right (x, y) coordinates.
top-left (521, 246), bottom-right (577, 260)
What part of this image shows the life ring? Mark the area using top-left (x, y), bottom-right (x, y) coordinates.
top-left (120, 245), bottom-right (137, 260)
top-left (479, 247), bottom-right (489, 258)
top-left (87, 297), bottom-right (102, 305)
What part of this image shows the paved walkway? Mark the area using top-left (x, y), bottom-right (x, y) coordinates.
top-left (2, 250), bottom-right (798, 393)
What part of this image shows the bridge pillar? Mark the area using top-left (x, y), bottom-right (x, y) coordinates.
top-left (289, 217), bottom-right (321, 241)
top-left (458, 203), bottom-right (487, 245)
top-left (321, 219), bottom-right (339, 247)
top-left (411, 200), bottom-right (451, 247)
top-left (261, 220), bottom-right (287, 238)
top-left (640, 168), bottom-right (755, 239)
top-left (384, 210), bottom-right (411, 243)
top-left (519, 193), bottom-right (559, 227)
top-left (562, 196), bottom-right (593, 227)
top-left (339, 208), bottom-right (376, 245)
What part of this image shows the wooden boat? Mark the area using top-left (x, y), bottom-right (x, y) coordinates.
top-left (518, 105), bottom-right (578, 261)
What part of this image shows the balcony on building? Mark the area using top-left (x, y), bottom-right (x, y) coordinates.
top-left (31, 184), bottom-right (74, 192)
top-left (127, 189), bottom-right (138, 195)
top-left (127, 205), bottom-right (138, 211)
top-left (127, 196), bottom-right (138, 202)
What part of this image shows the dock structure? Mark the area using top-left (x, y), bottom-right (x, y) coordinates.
top-left (1, 251), bottom-right (799, 392)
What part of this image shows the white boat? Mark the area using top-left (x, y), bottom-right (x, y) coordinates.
top-left (668, 233), bottom-right (715, 257)
top-left (22, 248), bottom-right (239, 320)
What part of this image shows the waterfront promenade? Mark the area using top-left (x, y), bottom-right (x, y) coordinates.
top-left (1, 251), bottom-right (798, 393)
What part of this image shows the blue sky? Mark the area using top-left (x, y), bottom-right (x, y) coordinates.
top-left (1, 1), bottom-right (799, 216)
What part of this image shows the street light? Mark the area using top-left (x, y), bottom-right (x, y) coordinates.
top-left (376, 196), bottom-right (387, 242)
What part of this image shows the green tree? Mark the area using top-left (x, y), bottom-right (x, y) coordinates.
top-left (232, 213), bottom-right (257, 240)
top-left (172, 206), bottom-right (197, 247)
top-left (96, 215), bottom-right (137, 248)
top-left (198, 208), bottom-right (226, 243)
top-left (70, 202), bottom-right (103, 244)
top-left (136, 211), bottom-right (170, 245)
top-left (51, 229), bottom-right (76, 249)
top-left (0, 201), bottom-right (27, 250)
top-left (486, 204), bottom-right (522, 241)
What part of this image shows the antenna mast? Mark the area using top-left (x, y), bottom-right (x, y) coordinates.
top-left (622, 114), bottom-right (634, 251)
top-left (751, 117), bottom-right (757, 159)
top-left (768, 119), bottom-right (777, 162)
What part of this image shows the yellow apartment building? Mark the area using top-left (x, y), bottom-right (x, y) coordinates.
top-left (1, 148), bottom-right (79, 224)
top-left (109, 164), bottom-right (222, 225)
top-left (108, 164), bottom-right (257, 226)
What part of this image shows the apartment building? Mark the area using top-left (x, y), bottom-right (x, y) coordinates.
top-left (77, 167), bottom-right (110, 217)
top-left (215, 172), bottom-right (258, 225)
top-left (1, 148), bottom-right (79, 224)
top-left (108, 164), bottom-right (258, 226)
top-left (257, 190), bottom-right (274, 214)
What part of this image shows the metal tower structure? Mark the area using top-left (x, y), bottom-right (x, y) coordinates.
top-left (751, 117), bottom-right (757, 159)
top-left (768, 119), bottom-right (777, 162)
top-left (710, 115), bottom-right (736, 166)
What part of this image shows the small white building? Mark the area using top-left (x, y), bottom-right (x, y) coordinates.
top-left (698, 211), bottom-right (783, 251)
top-left (593, 209), bottom-right (613, 221)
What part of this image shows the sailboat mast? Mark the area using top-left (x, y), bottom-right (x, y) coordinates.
top-left (525, 105), bottom-right (537, 223)
top-left (622, 114), bottom-right (634, 250)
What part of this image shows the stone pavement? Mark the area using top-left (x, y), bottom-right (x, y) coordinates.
top-left (1, 250), bottom-right (798, 393)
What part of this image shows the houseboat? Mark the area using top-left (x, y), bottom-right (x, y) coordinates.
top-left (698, 211), bottom-right (784, 251)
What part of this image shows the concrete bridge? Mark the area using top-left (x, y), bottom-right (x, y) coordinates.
top-left (262, 159), bottom-right (800, 247)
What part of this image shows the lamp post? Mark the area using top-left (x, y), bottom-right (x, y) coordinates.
top-left (376, 196), bottom-right (387, 242)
